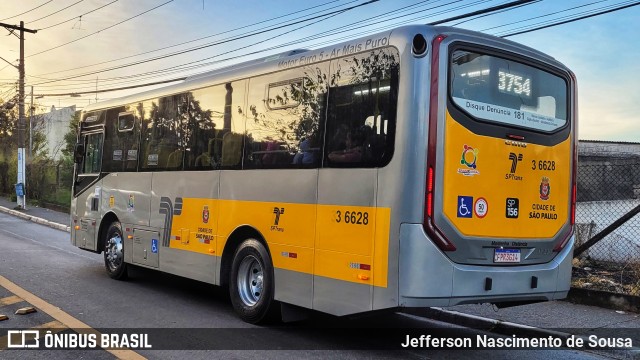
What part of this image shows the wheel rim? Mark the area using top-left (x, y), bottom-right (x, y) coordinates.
top-left (105, 232), bottom-right (123, 272)
top-left (237, 255), bottom-right (264, 307)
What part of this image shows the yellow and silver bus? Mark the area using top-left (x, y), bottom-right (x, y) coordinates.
top-left (71, 25), bottom-right (577, 323)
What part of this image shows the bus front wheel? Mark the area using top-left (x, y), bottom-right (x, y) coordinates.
top-left (229, 238), bottom-right (278, 324)
top-left (104, 222), bottom-right (128, 280)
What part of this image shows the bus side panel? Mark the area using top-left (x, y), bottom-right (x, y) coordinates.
top-left (219, 169), bottom-right (318, 309)
top-left (99, 172), bottom-right (152, 266)
top-left (158, 247), bottom-right (217, 285)
top-left (100, 172), bottom-right (152, 227)
top-left (149, 171), bottom-right (219, 284)
top-left (314, 168), bottom-right (376, 315)
top-left (371, 34), bottom-right (431, 311)
top-left (73, 180), bottom-right (102, 251)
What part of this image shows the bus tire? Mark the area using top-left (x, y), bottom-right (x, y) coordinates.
top-left (229, 238), bottom-right (278, 324)
top-left (103, 222), bottom-right (128, 280)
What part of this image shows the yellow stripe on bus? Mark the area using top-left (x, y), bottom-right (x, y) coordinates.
top-left (169, 199), bottom-right (390, 287)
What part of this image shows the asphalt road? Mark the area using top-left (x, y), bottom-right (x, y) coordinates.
top-left (0, 212), bottom-right (611, 360)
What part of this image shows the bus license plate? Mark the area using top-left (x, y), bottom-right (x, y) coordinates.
top-left (494, 249), bottom-right (520, 263)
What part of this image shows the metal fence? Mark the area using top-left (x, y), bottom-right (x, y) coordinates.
top-left (573, 161), bottom-right (640, 296)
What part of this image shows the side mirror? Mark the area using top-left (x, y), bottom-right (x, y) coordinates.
top-left (74, 143), bottom-right (85, 164)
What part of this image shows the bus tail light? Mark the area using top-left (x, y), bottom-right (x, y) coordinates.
top-left (423, 34), bottom-right (456, 252)
top-left (570, 183), bottom-right (577, 225)
top-left (426, 167), bottom-right (434, 217)
top-left (424, 166), bottom-right (456, 251)
top-left (553, 230), bottom-right (571, 253)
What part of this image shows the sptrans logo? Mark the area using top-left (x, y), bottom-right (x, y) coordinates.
top-left (505, 153), bottom-right (523, 181)
top-left (271, 207), bottom-right (285, 232)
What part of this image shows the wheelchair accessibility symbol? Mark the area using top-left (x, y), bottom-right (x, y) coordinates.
top-left (457, 196), bottom-right (473, 218)
top-left (151, 239), bottom-right (158, 253)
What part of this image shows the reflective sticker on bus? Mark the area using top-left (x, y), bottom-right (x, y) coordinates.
top-left (457, 145), bottom-right (480, 176)
top-left (474, 198), bottom-right (488, 218)
top-left (457, 196), bottom-right (473, 218)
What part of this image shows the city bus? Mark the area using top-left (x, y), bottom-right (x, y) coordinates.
top-left (71, 25), bottom-right (577, 323)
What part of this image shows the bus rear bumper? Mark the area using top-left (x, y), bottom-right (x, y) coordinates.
top-left (398, 224), bottom-right (573, 308)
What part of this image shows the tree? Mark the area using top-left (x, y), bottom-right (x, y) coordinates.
top-left (0, 101), bottom-right (18, 194)
top-left (61, 110), bottom-right (81, 162)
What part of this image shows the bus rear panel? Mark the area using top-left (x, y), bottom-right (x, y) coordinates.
top-left (400, 27), bottom-right (576, 308)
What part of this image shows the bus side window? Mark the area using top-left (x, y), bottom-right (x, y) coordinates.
top-left (325, 47), bottom-right (399, 167)
top-left (102, 107), bottom-right (129, 173)
top-left (184, 82), bottom-right (246, 170)
top-left (81, 132), bottom-right (103, 174)
top-left (140, 94), bottom-right (187, 171)
top-left (245, 65), bottom-right (327, 169)
top-left (102, 107), bottom-right (124, 172)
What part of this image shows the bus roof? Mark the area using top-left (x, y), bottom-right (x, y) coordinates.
top-left (81, 24), bottom-right (566, 115)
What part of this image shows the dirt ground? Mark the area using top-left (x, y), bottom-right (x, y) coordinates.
top-left (572, 258), bottom-right (640, 296)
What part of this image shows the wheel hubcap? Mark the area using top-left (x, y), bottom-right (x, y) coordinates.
top-left (237, 255), bottom-right (263, 307)
top-left (105, 233), bottom-right (123, 272)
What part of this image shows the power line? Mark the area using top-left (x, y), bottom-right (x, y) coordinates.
top-left (26, 0), bottom-right (87, 24)
top-left (480, 0), bottom-right (612, 32)
top-left (28, 0), bottom-right (475, 86)
top-left (29, 0), bottom-right (638, 97)
top-left (429, 0), bottom-right (538, 25)
top-left (28, 0), bottom-right (380, 84)
top-left (0, 1), bottom-right (54, 21)
top-left (452, 0), bottom-right (543, 26)
top-left (28, 0), bottom-right (443, 86)
top-left (29, 0), bottom-right (505, 91)
top-left (31, 0), bottom-right (531, 96)
top-left (496, 0), bottom-right (634, 36)
top-left (35, 78), bottom-right (186, 97)
top-left (0, 89), bottom-right (17, 101)
top-left (37, 0), bottom-right (119, 30)
top-left (32, 0), bottom-right (354, 77)
top-left (33, 0), bottom-right (369, 96)
top-left (0, 55), bottom-right (18, 70)
top-left (501, 0), bottom-right (640, 37)
top-left (28, 0), bottom-right (175, 58)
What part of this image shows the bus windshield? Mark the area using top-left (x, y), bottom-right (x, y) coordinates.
top-left (450, 49), bottom-right (568, 132)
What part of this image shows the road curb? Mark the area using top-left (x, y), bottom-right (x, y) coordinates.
top-left (403, 307), bottom-right (572, 339)
top-left (0, 205), bottom-right (70, 233)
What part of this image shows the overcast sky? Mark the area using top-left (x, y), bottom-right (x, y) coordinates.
top-left (0, 0), bottom-right (638, 141)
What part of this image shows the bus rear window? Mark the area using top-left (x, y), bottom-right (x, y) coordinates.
top-left (449, 50), bottom-right (568, 132)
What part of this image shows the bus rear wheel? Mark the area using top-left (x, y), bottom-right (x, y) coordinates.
top-left (229, 238), bottom-right (278, 324)
top-left (104, 222), bottom-right (128, 280)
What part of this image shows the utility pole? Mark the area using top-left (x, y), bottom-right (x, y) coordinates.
top-left (0, 21), bottom-right (37, 209)
top-left (29, 86), bottom-right (34, 161)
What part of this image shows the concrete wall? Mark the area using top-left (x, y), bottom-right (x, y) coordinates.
top-left (39, 105), bottom-right (75, 160)
top-left (577, 140), bottom-right (640, 202)
top-left (579, 140), bottom-right (640, 158)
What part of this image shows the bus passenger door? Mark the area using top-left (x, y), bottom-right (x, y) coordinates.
top-left (72, 129), bottom-right (104, 252)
